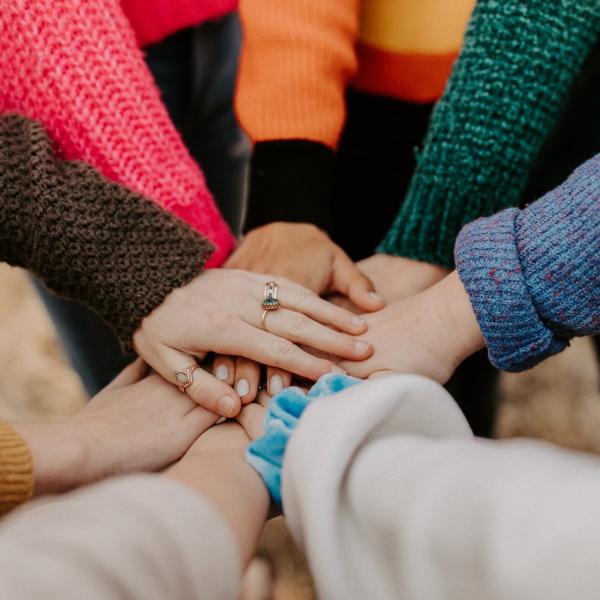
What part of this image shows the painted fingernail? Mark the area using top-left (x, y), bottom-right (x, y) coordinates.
top-left (270, 375), bottom-right (284, 395)
top-left (330, 365), bottom-right (347, 374)
top-left (354, 340), bottom-right (371, 353)
top-left (352, 316), bottom-right (366, 326)
top-left (236, 379), bottom-right (250, 397)
top-left (218, 395), bottom-right (237, 417)
top-left (215, 364), bottom-right (229, 381)
top-left (369, 292), bottom-right (384, 304)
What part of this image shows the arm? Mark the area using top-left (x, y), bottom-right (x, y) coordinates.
top-left (379, 0), bottom-right (600, 268)
top-left (283, 376), bottom-right (600, 600)
top-left (0, 115), bottom-right (212, 351)
top-left (0, 0), bottom-right (234, 265)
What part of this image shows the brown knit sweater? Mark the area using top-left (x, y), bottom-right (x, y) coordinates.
top-left (0, 114), bottom-right (214, 350)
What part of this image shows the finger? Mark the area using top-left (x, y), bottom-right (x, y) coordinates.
top-left (234, 357), bottom-right (261, 405)
top-left (103, 357), bottom-right (148, 391)
top-left (276, 282), bottom-right (368, 335)
top-left (151, 344), bottom-right (241, 418)
top-left (261, 308), bottom-right (373, 360)
top-left (213, 355), bottom-right (235, 386)
top-left (209, 321), bottom-right (345, 382)
top-left (237, 403), bottom-right (267, 441)
top-left (332, 253), bottom-right (385, 312)
top-left (266, 366), bottom-right (291, 397)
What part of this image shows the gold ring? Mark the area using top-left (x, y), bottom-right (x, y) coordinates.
top-left (262, 281), bottom-right (280, 311)
top-left (261, 308), bottom-right (270, 331)
top-left (174, 364), bottom-right (197, 393)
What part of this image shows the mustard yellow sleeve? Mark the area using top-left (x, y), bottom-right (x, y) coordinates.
top-left (0, 420), bottom-right (33, 516)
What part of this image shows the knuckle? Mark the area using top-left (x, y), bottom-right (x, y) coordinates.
top-left (289, 312), bottom-right (308, 333)
top-left (271, 337), bottom-right (295, 360)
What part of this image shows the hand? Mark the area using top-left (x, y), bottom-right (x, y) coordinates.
top-left (14, 359), bottom-right (218, 496)
top-left (357, 254), bottom-right (450, 304)
top-left (339, 272), bottom-right (485, 383)
top-left (133, 269), bottom-right (372, 417)
top-left (227, 223), bottom-right (384, 310)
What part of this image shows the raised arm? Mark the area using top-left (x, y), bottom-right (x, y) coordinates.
top-left (379, 0), bottom-right (600, 267)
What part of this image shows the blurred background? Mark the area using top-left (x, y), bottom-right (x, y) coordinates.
top-left (1, 262), bottom-right (598, 599)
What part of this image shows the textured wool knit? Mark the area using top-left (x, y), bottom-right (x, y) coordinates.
top-left (0, 421), bottom-right (32, 516)
top-left (379, 0), bottom-right (600, 268)
top-left (0, 115), bottom-right (213, 351)
top-left (236, 0), bottom-right (474, 232)
top-left (0, 0), bottom-right (235, 267)
top-left (455, 154), bottom-right (600, 372)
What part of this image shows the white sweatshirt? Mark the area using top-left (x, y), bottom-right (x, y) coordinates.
top-left (3, 374), bottom-right (600, 599)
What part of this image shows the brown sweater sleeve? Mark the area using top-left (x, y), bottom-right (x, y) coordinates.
top-left (0, 114), bottom-right (214, 351)
top-left (0, 420), bottom-right (32, 516)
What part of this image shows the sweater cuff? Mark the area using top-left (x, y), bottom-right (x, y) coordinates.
top-left (455, 208), bottom-right (567, 372)
top-left (0, 421), bottom-right (33, 515)
top-left (244, 141), bottom-right (335, 233)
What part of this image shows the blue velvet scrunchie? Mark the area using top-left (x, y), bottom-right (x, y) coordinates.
top-left (246, 373), bottom-right (361, 507)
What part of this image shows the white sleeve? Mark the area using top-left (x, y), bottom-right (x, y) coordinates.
top-left (282, 374), bottom-right (600, 600)
top-left (0, 475), bottom-right (241, 600)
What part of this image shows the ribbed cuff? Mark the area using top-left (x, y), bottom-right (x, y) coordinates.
top-left (0, 421), bottom-right (33, 515)
top-left (455, 208), bottom-right (567, 372)
top-left (244, 140), bottom-right (335, 233)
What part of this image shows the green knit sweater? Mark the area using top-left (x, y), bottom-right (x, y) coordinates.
top-left (378, 0), bottom-right (600, 268)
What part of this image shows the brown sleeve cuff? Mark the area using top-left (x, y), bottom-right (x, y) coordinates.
top-left (0, 421), bottom-right (33, 516)
top-left (0, 114), bottom-right (214, 351)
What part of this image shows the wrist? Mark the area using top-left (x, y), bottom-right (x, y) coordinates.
top-left (12, 422), bottom-right (89, 496)
top-left (431, 271), bottom-right (485, 365)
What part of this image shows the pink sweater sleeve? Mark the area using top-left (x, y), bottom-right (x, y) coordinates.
top-left (0, 0), bottom-right (235, 267)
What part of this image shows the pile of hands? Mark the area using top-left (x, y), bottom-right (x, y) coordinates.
top-left (16, 223), bottom-right (483, 498)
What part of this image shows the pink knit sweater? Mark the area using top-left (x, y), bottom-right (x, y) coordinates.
top-left (0, 0), bottom-right (237, 267)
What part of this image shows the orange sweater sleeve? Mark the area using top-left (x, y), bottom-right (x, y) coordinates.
top-left (0, 420), bottom-right (33, 516)
top-left (236, 0), bottom-right (360, 148)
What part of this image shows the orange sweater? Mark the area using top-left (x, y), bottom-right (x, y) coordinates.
top-left (0, 420), bottom-right (32, 516)
top-left (236, 0), bottom-right (475, 148)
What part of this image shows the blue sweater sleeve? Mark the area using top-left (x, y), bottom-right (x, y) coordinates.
top-left (455, 154), bottom-right (600, 371)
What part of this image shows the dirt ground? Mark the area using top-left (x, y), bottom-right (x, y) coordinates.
top-left (1, 262), bottom-right (598, 599)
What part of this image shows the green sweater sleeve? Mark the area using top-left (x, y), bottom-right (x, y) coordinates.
top-left (378, 0), bottom-right (600, 268)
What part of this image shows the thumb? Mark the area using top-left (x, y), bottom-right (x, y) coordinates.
top-left (331, 253), bottom-right (384, 312)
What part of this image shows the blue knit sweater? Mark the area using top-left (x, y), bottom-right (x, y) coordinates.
top-left (455, 153), bottom-right (599, 372)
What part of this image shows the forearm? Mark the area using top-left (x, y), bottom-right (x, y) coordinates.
top-left (379, 0), bottom-right (600, 267)
top-left (0, 115), bottom-right (212, 350)
top-left (237, 0), bottom-right (360, 231)
top-left (456, 153), bottom-right (600, 371)
top-left (0, 0), bottom-right (234, 264)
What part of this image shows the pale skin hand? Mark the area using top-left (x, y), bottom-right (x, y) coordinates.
top-left (133, 269), bottom-right (373, 419)
top-left (219, 223), bottom-right (385, 402)
top-left (339, 271), bottom-right (485, 383)
top-left (13, 359), bottom-right (219, 497)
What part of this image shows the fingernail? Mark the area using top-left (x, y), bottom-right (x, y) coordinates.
top-left (330, 365), bottom-right (347, 374)
top-left (369, 292), bottom-right (384, 304)
top-left (215, 364), bottom-right (229, 381)
top-left (218, 395), bottom-right (237, 417)
top-left (270, 375), bottom-right (284, 395)
top-left (352, 316), bottom-right (366, 326)
top-left (354, 340), bottom-right (371, 353)
top-left (236, 379), bottom-right (250, 397)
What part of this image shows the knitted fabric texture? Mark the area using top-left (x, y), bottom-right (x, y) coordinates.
top-left (0, 420), bottom-right (32, 516)
top-left (0, 0), bottom-right (235, 267)
top-left (0, 115), bottom-right (213, 351)
top-left (379, 0), bottom-right (600, 268)
top-left (455, 154), bottom-right (600, 372)
top-left (247, 374), bottom-right (361, 507)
